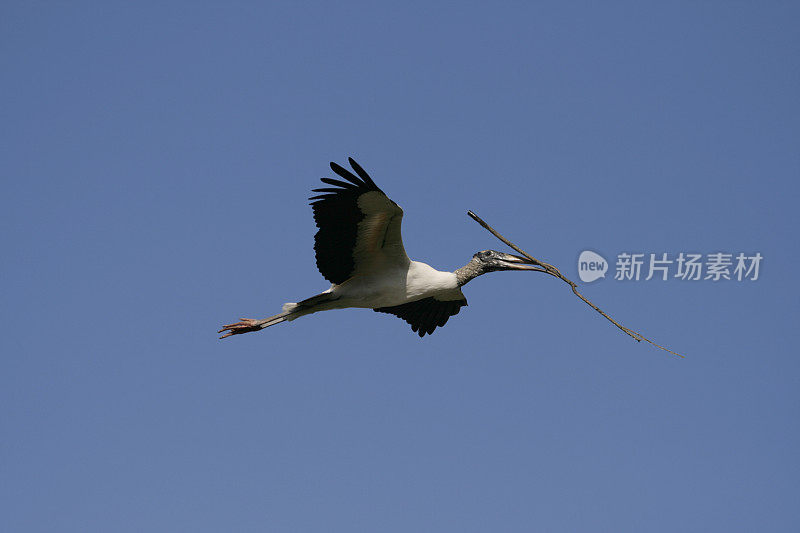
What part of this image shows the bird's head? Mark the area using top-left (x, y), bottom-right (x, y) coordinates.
top-left (471, 250), bottom-right (539, 272)
top-left (455, 250), bottom-right (539, 286)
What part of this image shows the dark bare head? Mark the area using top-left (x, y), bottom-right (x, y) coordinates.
top-left (455, 250), bottom-right (538, 286)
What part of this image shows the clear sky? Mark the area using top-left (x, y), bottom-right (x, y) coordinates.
top-left (2, 2), bottom-right (799, 531)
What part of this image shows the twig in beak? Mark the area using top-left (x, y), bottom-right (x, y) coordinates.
top-left (467, 210), bottom-right (684, 358)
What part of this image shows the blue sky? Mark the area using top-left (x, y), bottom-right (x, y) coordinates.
top-left (2, 2), bottom-right (798, 531)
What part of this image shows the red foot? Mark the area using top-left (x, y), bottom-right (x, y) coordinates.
top-left (218, 318), bottom-right (265, 339)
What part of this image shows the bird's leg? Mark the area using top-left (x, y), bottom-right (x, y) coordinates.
top-left (218, 318), bottom-right (269, 339)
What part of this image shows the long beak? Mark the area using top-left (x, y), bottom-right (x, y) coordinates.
top-left (496, 252), bottom-right (540, 270)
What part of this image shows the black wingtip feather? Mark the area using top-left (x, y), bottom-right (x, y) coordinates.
top-left (329, 162), bottom-right (363, 186)
top-left (319, 177), bottom-right (358, 189)
top-left (348, 158), bottom-right (378, 189)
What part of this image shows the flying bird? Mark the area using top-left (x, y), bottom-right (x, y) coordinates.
top-left (219, 158), bottom-right (538, 338)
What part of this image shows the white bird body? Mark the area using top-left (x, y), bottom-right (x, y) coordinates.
top-left (283, 261), bottom-right (462, 316)
top-left (220, 158), bottom-right (537, 339)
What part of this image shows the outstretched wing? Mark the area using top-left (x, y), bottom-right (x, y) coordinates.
top-left (374, 292), bottom-right (468, 337)
top-left (309, 158), bottom-right (409, 285)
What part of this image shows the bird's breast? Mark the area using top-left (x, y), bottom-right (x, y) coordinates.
top-left (331, 261), bottom-right (458, 309)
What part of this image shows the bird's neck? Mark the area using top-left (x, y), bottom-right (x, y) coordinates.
top-left (454, 261), bottom-right (484, 287)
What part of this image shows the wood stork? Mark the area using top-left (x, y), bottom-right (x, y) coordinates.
top-left (219, 158), bottom-right (538, 338)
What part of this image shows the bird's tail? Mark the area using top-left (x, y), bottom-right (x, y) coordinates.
top-left (250, 301), bottom-right (316, 330)
top-left (251, 298), bottom-right (326, 329)
top-left (280, 291), bottom-right (338, 322)
top-left (259, 310), bottom-right (295, 328)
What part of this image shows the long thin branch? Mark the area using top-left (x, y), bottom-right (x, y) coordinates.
top-left (467, 210), bottom-right (684, 358)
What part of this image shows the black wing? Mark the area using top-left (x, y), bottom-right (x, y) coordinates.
top-left (374, 296), bottom-right (468, 337)
top-left (309, 158), bottom-right (407, 285)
